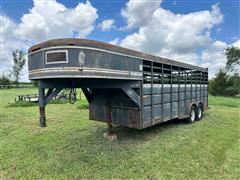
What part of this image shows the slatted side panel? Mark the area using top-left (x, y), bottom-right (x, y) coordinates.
top-left (142, 61), bottom-right (208, 128)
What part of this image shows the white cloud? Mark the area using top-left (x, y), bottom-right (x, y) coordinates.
top-left (99, 19), bottom-right (115, 31)
top-left (201, 41), bottom-right (228, 77)
top-left (233, 39), bottom-right (240, 48)
top-left (119, 1), bottom-right (224, 78)
top-left (121, 2), bottom-right (223, 56)
top-left (66, 1), bottom-right (98, 37)
top-left (17, 0), bottom-right (98, 42)
top-left (201, 39), bottom-right (240, 77)
top-left (0, 16), bottom-right (30, 81)
top-left (1, 0), bottom-right (98, 82)
top-left (108, 38), bottom-right (120, 45)
top-left (121, 0), bottom-right (162, 29)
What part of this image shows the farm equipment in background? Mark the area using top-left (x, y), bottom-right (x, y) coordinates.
top-left (14, 88), bottom-right (77, 103)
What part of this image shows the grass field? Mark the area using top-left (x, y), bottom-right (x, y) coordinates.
top-left (1, 88), bottom-right (240, 179)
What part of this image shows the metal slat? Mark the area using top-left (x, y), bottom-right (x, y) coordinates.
top-left (200, 72), bottom-right (202, 101)
top-left (185, 68), bottom-right (187, 114)
top-left (178, 67), bottom-right (180, 117)
top-left (151, 61), bottom-right (153, 125)
top-left (191, 70), bottom-right (192, 102)
top-left (162, 64), bottom-right (164, 121)
top-left (170, 65), bottom-right (172, 119)
top-left (195, 71), bottom-right (197, 102)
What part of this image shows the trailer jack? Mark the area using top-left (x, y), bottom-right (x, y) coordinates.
top-left (103, 93), bottom-right (117, 141)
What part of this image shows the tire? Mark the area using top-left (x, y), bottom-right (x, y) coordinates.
top-left (196, 104), bottom-right (203, 121)
top-left (186, 106), bottom-right (196, 123)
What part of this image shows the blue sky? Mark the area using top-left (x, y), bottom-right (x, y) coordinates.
top-left (2, 0), bottom-right (239, 43)
top-left (1, 0), bottom-right (240, 81)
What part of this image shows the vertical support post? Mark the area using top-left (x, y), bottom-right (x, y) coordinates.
top-left (206, 69), bottom-right (209, 107)
top-left (202, 72), bottom-right (203, 102)
top-left (107, 90), bottom-right (113, 134)
top-left (38, 86), bottom-right (46, 127)
top-left (191, 70), bottom-right (192, 102)
top-left (170, 65), bottom-right (172, 119)
top-left (178, 67), bottom-right (180, 117)
top-left (203, 72), bottom-right (205, 105)
top-left (184, 68), bottom-right (187, 114)
top-left (103, 90), bottom-right (117, 141)
top-left (203, 72), bottom-right (205, 106)
top-left (151, 61), bottom-right (153, 125)
top-left (140, 80), bottom-right (143, 129)
top-left (161, 64), bottom-right (164, 121)
top-left (107, 107), bottom-right (113, 134)
top-left (195, 71), bottom-right (197, 102)
top-left (199, 72), bottom-right (201, 102)
top-left (103, 89), bottom-right (117, 141)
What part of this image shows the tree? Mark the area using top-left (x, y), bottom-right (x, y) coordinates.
top-left (31, 80), bottom-right (38, 87)
top-left (209, 69), bottom-right (240, 96)
top-left (209, 69), bottom-right (228, 96)
top-left (209, 46), bottom-right (240, 96)
top-left (0, 74), bottom-right (10, 85)
top-left (10, 50), bottom-right (26, 85)
top-left (225, 47), bottom-right (240, 74)
top-left (225, 74), bottom-right (240, 96)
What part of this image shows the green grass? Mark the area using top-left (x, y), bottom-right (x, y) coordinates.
top-left (208, 95), bottom-right (240, 108)
top-left (1, 88), bottom-right (240, 179)
top-left (77, 99), bottom-right (89, 109)
top-left (8, 99), bottom-right (68, 107)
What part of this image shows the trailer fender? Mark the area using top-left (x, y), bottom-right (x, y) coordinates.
top-left (187, 102), bottom-right (197, 115)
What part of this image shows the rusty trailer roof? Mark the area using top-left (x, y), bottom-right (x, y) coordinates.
top-left (29, 38), bottom-right (208, 72)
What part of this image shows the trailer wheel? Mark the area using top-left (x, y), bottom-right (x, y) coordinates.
top-left (196, 104), bottom-right (203, 120)
top-left (187, 106), bottom-right (196, 123)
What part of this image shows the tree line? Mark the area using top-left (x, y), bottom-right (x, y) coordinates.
top-left (209, 47), bottom-right (240, 96)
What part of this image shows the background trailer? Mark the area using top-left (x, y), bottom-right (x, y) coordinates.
top-left (28, 38), bottom-right (208, 133)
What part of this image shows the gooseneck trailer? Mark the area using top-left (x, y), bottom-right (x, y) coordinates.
top-left (28, 38), bottom-right (208, 133)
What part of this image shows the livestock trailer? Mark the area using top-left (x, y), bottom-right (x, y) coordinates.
top-left (28, 38), bottom-right (208, 133)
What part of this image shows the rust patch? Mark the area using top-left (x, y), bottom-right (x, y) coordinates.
top-left (30, 45), bottom-right (41, 53)
top-left (128, 109), bottom-right (140, 129)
